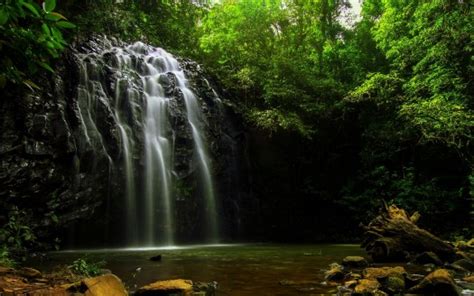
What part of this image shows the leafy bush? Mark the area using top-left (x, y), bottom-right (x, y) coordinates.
top-left (0, 246), bottom-right (16, 267)
top-left (69, 258), bottom-right (105, 277)
top-left (0, 206), bottom-right (36, 260)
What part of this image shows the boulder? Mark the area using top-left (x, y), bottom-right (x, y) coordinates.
top-left (413, 251), bottom-right (443, 266)
top-left (325, 263), bottom-right (345, 281)
top-left (135, 279), bottom-right (193, 296)
top-left (379, 276), bottom-right (405, 293)
top-left (408, 269), bottom-right (460, 296)
top-left (362, 266), bottom-right (406, 280)
top-left (353, 279), bottom-right (382, 295)
top-left (80, 274), bottom-right (128, 296)
top-left (342, 256), bottom-right (369, 268)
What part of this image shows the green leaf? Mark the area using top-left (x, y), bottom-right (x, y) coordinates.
top-left (51, 27), bottom-right (63, 40)
top-left (22, 2), bottom-right (40, 18)
top-left (56, 21), bottom-right (76, 29)
top-left (23, 79), bottom-right (40, 91)
top-left (41, 23), bottom-right (51, 36)
top-left (43, 0), bottom-right (56, 13)
top-left (38, 61), bottom-right (54, 73)
top-left (45, 12), bottom-right (66, 21)
top-left (0, 9), bottom-right (9, 26)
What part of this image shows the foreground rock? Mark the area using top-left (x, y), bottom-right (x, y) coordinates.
top-left (135, 279), bottom-right (217, 296)
top-left (361, 204), bottom-right (456, 262)
top-left (136, 279), bottom-right (193, 296)
top-left (324, 263), bottom-right (345, 281)
top-left (0, 266), bottom-right (128, 296)
top-left (408, 269), bottom-right (460, 296)
top-left (75, 274), bottom-right (128, 296)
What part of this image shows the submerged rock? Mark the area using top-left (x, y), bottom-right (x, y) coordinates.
top-left (149, 255), bottom-right (162, 262)
top-left (193, 281), bottom-right (218, 296)
top-left (342, 256), bottom-right (368, 268)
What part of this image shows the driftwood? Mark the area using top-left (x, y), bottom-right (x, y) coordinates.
top-left (361, 203), bottom-right (456, 262)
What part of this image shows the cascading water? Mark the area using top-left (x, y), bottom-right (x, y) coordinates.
top-left (75, 40), bottom-right (219, 246)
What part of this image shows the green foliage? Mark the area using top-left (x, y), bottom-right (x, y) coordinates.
top-left (337, 0), bottom-right (472, 232)
top-left (0, 206), bottom-right (36, 260)
top-left (198, 0), bottom-right (361, 138)
top-left (69, 258), bottom-right (105, 277)
top-left (0, 246), bottom-right (16, 267)
top-left (0, 0), bottom-right (75, 91)
top-left (341, 166), bottom-right (465, 226)
top-left (0, 206), bottom-right (36, 252)
top-left (68, 0), bottom-right (205, 56)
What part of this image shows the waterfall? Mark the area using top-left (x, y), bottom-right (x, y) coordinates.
top-left (75, 40), bottom-right (219, 246)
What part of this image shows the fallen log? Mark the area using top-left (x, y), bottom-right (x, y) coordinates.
top-left (361, 203), bottom-right (456, 262)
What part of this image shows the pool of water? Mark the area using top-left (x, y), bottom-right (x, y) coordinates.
top-left (34, 244), bottom-right (365, 295)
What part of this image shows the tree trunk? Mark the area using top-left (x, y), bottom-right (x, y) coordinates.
top-left (361, 203), bottom-right (456, 262)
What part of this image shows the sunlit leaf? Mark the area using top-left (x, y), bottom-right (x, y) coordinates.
top-left (45, 12), bottom-right (66, 21)
top-left (43, 0), bottom-right (56, 13)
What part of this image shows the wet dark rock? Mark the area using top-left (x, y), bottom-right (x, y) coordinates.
top-left (451, 259), bottom-right (474, 272)
top-left (0, 35), bottom-right (249, 246)
top-left (405, 273), bottom-right (425, 289)
top-left (325, 263), bottom-right (346, 281)
top-left (149, 255), bottom-right (162, 262)
top-left (379, 275), bottom-right (405, 293)
top-left (413, 251), bottom-right (443, 266)
top-left (193, 281), bottom-right (218, 296)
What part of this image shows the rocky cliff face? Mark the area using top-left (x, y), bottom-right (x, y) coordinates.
top-left (0, 36), bottom-right (251, 247)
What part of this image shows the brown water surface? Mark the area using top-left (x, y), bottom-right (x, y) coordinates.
top-left (35, 244), bottom-right (365, 295)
